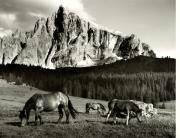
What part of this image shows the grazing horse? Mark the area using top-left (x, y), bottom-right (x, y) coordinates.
top-left (19, 92), bottom-right (78, 127)
top-left (86, 103), bottom-right (106, 115)
top-left (106, 99), bottom-right (143, 125)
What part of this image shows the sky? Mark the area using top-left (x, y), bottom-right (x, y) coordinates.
top-left (0, 0), bottom-right (176, 58)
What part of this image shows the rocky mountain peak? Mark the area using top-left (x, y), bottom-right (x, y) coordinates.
top-left (0, 6), bottom-right (156, 68)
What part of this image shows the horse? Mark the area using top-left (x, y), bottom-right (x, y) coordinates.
top-left (86, 103), bottom-right (106, 115)
top-left (106, 99), bottom-right (143, 125)
top-left (19, 92), bottom-right (78, 127)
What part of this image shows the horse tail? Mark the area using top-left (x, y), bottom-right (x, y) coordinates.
top-left (68, 99), bottom-right (79, 119)
top-left (65, 94), bottom-right (79, 119)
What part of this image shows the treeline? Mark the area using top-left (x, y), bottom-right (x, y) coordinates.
top-left (0, 56), bottom-right (176, 104)
top-left (0, 72), bottom-right (175, 105)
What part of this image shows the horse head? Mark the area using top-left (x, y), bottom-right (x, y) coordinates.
top-left (19, 110), bottom-right (27, 127)
top-left (136, 108), bottom-right (143, 123)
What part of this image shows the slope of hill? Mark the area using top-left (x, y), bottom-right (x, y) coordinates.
top-left (0, 56), bottom-right (175, 75)
top-left (0, 56), bottom-right (176, 103)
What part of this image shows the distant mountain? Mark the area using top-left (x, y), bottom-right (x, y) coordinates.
top-left (0, 6), bottom-right (156, 69)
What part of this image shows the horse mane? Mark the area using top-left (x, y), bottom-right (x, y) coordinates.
top-left (24, 94), bottom-right (43, 110)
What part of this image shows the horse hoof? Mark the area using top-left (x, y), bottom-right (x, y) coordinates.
top-left (20, 124), bottom-right (25, 127)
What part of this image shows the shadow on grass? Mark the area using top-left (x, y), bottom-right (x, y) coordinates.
top-left (6, 120), bottom-right (80, 127)
top-left (5, 121), bottom-right (35, 127)
top-left (102, 121), bottom-right (126, 125)
top-left (76, 119), bottom-right (125, 126)
top-left (49, 121), bottom-right (72, 124)
top-left (83, 119), bottom-right (103, 123)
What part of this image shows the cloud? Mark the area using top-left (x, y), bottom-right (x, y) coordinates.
top-left (28, 12), bottom-right (46, 18)
top-left (0, 14), bottom-right (16, 22)
top-left (57, 0), bottom-right (94, 21)
top-left (0, 0), bottom-right (94, 32)
top-left (0, 27), bottom-right (12, 38)
top-left (0, 13), bottom-right (16, 28)
top-left (25, 0), bottom-right (94, 21)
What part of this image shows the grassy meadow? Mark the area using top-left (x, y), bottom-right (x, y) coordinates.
top-left (0, 80), bottom-right (176, 138)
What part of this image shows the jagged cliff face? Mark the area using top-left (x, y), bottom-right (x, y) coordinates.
top-left (0, 6), bottom-right (156, 68)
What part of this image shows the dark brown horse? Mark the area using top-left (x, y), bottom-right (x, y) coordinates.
top-left (106, 99), bottom-right (143, 125)
top-left (19, 92), bottom-right (78, 127)
top-left (86, 103), bottom-right (106, 115)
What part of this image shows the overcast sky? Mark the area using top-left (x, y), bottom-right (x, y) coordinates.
top-left (0, 0), bottom-right (176, 58)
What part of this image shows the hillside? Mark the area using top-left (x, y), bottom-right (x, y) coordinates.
top-left (0, 56), bottom-right (176, 103)
top-left (0, 56), bottom-right (175, 75)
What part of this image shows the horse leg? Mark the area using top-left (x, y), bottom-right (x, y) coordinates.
top-left (126, 110), bottom-right (130, 126)
top-left (58, 105), bottom-right (64, 123)
top-left (26, 110), bottom-right (30, 125)
top-left (106, 110), bottom-right (112, 122)
top-left (35, 111), bottom-right (39, 125)
top-left (128, 116), bottom-right (132, 123)
top-left (97, 108), bottom-right (101, 115)
top-left (113, 112), bottom-right (117, 124)
top-left (86, 107), bottom-right (90, 114)
top-left (87, 108), bottom-right (91, 114)
top-left (38, 114), bottom-right (43, 125)
top-left (136, 113), bottom-right (142, 123)
top-left (64, 107), bottom-right (70, 123)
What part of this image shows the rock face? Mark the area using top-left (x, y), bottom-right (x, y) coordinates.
top-left (0, 6), bottom-right (156, 68)
top-left (130, 100), bottom-right (157, 117)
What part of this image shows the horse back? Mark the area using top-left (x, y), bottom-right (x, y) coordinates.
top-left (26, 92), bottom-right (69, 111)
top-left (114, 100), bottom-right (140, 113)
top-left (108, 99), bottom-right (124, 111)
top-left (42, 92), bottom-right (69, 110)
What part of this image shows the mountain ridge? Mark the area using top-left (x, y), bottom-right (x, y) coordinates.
top-left (0, 6), bottom-right (156, 69)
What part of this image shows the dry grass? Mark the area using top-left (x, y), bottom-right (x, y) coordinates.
top-left (0, 81), bottom-right (176, 138)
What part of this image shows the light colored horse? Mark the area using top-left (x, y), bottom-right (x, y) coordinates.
top-left (86, 103), bottom-right (106, 115)
top-left (19, 92), bottom-right (78, 127)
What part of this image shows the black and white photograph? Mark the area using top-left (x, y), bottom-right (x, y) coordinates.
top-left (0, 0), bottom-right (176, 137)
